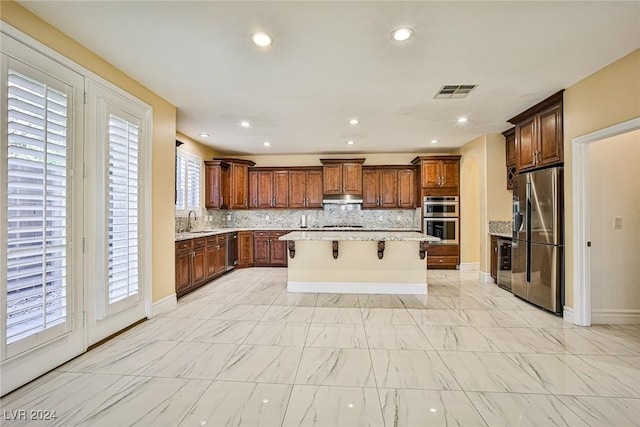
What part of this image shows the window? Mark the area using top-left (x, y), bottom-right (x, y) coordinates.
top-left (176, 150), bottom-right (201, 212)
top-left (5, 68), bottom-right (71, 345)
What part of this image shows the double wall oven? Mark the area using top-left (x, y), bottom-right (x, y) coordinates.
top-left (423, 196), bottom-right (459, 244)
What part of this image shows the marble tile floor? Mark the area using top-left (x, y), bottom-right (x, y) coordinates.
top-left (2, 268), bottom-right (640, 426)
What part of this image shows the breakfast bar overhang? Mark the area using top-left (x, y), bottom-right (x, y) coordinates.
top-left (279, 231), bottom-right (440, 294)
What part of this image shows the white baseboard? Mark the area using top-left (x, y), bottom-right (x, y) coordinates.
top-left (288, 281), bottom-right (427, 295)
top-left (478, 271), bottom-right (494, 283)
top-left (591, 309), bottom-right (640, 325)
top-left (458, 262), bottom-right (479, 271)
top-left (563, 306), bottom-right (576, 325)
top-left (152, 293), bottom-right (177, 317)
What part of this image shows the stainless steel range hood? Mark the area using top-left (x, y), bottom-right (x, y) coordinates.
top-left (322, 194), bottom-right (363, 204)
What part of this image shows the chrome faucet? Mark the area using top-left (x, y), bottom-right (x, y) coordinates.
top-left (187, 210), bottom-right (197, 232)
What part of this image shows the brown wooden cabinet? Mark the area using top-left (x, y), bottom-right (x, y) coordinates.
top-left (490, 235), bottom-right (498, 281)
top-left (237, 231), bottom-right (253, 267)
top-left (320, 158), bottom-right (365, 195)
top-left (289, 168), bottom-right (323, 208)
top-left (176, 234), bottom-right (230, 297)
top-left (411, 156), bottom-right (461, 195)
top-left (397, 168), bottom-right (417, 208)
top-left (253, 231), bottom-right (288, 266)
top-left (249, 169), bottom-right (291, 209)
top-left (206, 235), bottom-right (227, 277)
top-left (503, 127), bottom-right (517, 190)
top-left (426, 244), bottom-right (459, 270)
top-left (508, 90), bottom-right (564, 173)
top-left (207, 159), bottom-right (255, 210)
top-left (204, 160), bottom-right (229, 209)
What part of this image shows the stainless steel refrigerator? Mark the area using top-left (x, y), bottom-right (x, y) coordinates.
top-left (512, 167), bottom-right (564, 314)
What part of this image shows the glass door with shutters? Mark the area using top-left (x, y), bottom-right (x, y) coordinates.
top-left (1, 47), bottom-right (85, 396)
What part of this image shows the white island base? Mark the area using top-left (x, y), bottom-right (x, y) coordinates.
top-left (280, 231), bottom-right (439, 295)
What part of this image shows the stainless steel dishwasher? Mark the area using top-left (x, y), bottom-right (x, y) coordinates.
top-left (227, 232), bottom-right (238, 271)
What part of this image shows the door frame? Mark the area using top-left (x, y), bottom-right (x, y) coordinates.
top-left (571, 117), bottom-right (640, 326)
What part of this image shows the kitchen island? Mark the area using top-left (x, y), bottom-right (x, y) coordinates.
top-left (279, 231), bottom-right (440, 294)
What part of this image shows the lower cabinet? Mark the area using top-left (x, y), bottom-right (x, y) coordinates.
top-left (490, 235), bottom-right (498, 281)
top-left (253, 230), bottom-right (288, 267)
top-left (427, 244), bottom-right (459, 269)
top-left (238, 231), bottom-right (254, 267)
top-left (175, 234), bottom-right (229, 298)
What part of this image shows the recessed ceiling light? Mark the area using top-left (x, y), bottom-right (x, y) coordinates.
top-left (349, 119), bottom-right (359, 125)
top-left (241, 121), bottom-right (251, 128)
top-left (346, 140), bottom-right (355, 145)
top-left (251, 33), bottom-right (273, 47)
top-left (391, 27), bottom-right (414, 41)
top-left (198, 133), bottom-right (209, 138)
top-left (457, 117), bottom-right (468, 123)
top-left (263, 142), bottom-right (271, 147)
top-left (430, 139), bottom-right (439, 144)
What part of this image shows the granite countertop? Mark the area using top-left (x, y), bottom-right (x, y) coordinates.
top-left (490, 232), bottom-right (513, 239)
top-left (279, 231), bottom-right (440, 242)
top-left (176, 227), bottom-right (422, 241)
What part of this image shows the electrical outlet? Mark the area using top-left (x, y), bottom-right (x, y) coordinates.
top-left (397, 215), bottom-right (402, 221)
top-left (266, 215), bottom-right (270, 221)
top-left (614, 216), bottom-right (623, 229)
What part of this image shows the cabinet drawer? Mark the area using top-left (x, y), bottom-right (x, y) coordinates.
top-left (426, 245), bottom-right (458, 256)
top-left (254, 231), bottom-right (270, 238)
top-left (175, 240), bottom-right (192, 252)
top-left (192, 237), bottom-right (206, 249)
top-left (270, 231), bottom-right (288, 238)
top-left (428, 255), bottom-right (458, 267)
top-left (217, 234), bottom-right (227, 244)
top-left (206, 236), bottom-right (218, 246)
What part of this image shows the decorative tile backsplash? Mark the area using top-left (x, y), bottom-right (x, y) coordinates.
top-left (176, 205), bottom-right (421, 231)
top-left (489, 221), bottom-right (512, 235)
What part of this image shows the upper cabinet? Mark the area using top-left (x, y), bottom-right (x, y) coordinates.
top-left (411, 156), bottom-right (461, 195)
top-left (503, 127), bottom-right (516, 190)
top-left (250, 169), bottom-right (290, 208)
top-left (204, 160), bottom-right (229, 209)
top-left (362, 166), bottom-right (417, 209)
top-left (205, 158), bottom-right (255, 210)
top-left (289, 168), bottom-right (323, 209)
top-left (508, 90), bottom-right (564, 173)
top-left (320, 158), bottom-right (365, 195)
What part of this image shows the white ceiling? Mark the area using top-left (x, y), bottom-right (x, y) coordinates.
top-left (19, 1), bottom-right (640, 155)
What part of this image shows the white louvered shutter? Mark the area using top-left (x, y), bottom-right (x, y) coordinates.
top-left (175, 151), bottom-right (200, 211)
top-left (107, 114), bottom-right (139, 305)
top-left (5, 69), bottom-right (71, 344)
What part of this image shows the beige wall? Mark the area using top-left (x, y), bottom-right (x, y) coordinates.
top-left (176, 132), bottom-right (219, 216)
top-left (485, 134), bottom-right (513, 222)
top-left (2, 1), bottom-right (178, 303)
top-left (564, 48), bottom-right (640, 308)
top-left (588, 130), bottom-right (640, 317)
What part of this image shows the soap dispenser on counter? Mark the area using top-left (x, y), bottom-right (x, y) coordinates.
top-left (301, 214), bottom-right (307, 228)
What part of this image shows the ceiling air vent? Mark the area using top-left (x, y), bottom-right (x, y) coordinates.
top-left (434, 84), bottom-right (477, 99)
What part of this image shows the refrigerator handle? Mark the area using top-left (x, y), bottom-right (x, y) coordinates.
top-left (526, 182), bottom-right (532, 283)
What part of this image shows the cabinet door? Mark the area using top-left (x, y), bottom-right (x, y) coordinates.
top-left (175, 251), bottom-right (191, 294)
top-left (289, 170), bottom-right (306, 208)
top-left (380, 169), bottom-right (398, 207)
top-left (505, 130), bottom-right (516, 167)
top-left (273, 170), bottom-right (289, 208)
top-left (538, 103), bottom-right (563, 167)
top-left (192, 246), bottom-right (207, 285)
top-left (342, 163), bottom-right (362, 194)
top-left (253, 233), bottom-right (270, 265)
top-left (439, 160), bottom-right (460, 192)
top-left (323, 164), bottom-right (342, 194)
top-left (362, 169), bottom-right (380, 208)
top-left (204, 165), bottom-right (221, 209)
top-left (231, 163), bottom-right (249, 209)
top-left (269, 232), bottom-right (288, 266)
top-left (516, 117), bottom-right (536, 172)
top-left (490, 235), bottom-right (498, 280)
top-left (306, 170), bottom-right (323, 207)
top-left (420, 160), bottom-right (440, 188)
top-left (206, 243), bottom-right (218, 279)
top-left (397, 169), bottom-right (415, 208)
top-left (257, 170), bottom-right (274, 208)
top-left (216, 239), bottom-right (227, 275)
top-left (238, 231), bottom-right (253, 267)
top-left (249, 170), bottom-right (258, 208)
